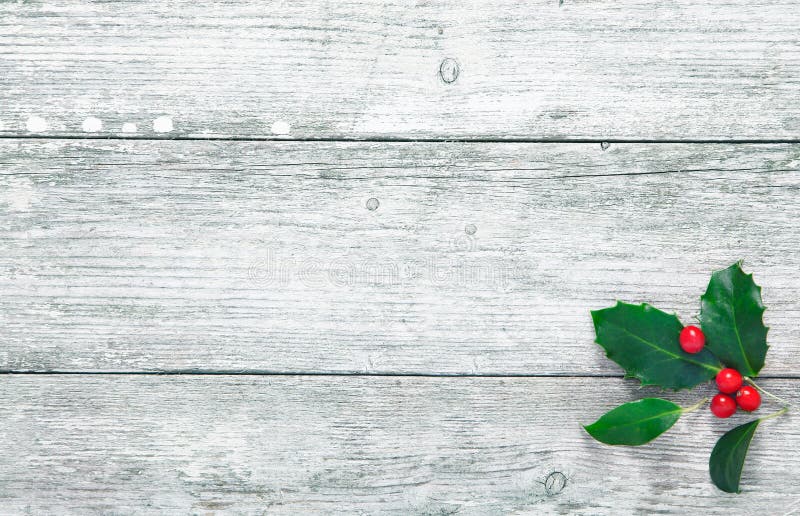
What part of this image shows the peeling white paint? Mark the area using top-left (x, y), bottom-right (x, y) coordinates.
top-left (121, 122), bottom-right (138, 133)
top-left (270, 120), bottom-right (291, 135)
top-left (25, 116), bottom-right (48, 133)
top-left (153, 116), bottom-right (174, 133)
top-left (82, 117), bottom-right (103, 132)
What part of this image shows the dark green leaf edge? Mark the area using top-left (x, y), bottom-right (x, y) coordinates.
top-left (591, 301), bottom-right (722, 391)
top-left (700, 260), bottom-right (769, 377)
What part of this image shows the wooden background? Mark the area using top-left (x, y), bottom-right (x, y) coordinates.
top-left (2, 0), bottom-right (800, 514)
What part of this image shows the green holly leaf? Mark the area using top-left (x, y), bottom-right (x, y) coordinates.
top-left (709, 419), bottom-right (760, 493)
top-left (591, 302), bottom-right (722, 390)
top-left (584, 398), bottom-right (686, 446)
top-left (700, 262), bottom-right (768, 377)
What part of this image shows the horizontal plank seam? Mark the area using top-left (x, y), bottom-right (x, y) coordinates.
top-left (3, 135), bottom-right (800, 144)
top-left (2, 371), bottom-right (800, 379)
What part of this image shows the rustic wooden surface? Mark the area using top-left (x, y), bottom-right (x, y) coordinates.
top-left (1, 0), bottom-right (800, 140)
top-left (2, 0), bottom-right (800, 513)
top-left (1, 376), bottom-right (799, 515)
top-left (2, 140), bottom-right (800, 375)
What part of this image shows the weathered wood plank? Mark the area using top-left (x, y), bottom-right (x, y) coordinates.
top-left (1, 139), bottom-right (799, 374)
top-left (0, 375), bottom-right (797, 514)
top-left (2, 0), bottom-right (800, 139)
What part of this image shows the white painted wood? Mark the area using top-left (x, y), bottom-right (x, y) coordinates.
top-left (1, 0), bottom-right (800, 139)
top-left (0, 375), bottom-right (797, 514)
top-left (2, 139), bottom-right (799, 374)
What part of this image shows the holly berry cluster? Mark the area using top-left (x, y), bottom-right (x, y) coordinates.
top-left (584, 262), bottom-right (789, 493)
top-left (679, 326), bottom-right (762, 417)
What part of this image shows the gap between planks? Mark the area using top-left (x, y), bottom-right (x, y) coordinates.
top-left (2, 371), bottom-right (800, 380)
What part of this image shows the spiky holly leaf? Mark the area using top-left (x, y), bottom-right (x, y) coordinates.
top-left (709, 419), bottom-right (760, 493)
top-left (591, 302), bottom-right (721, 390)
top-left (584, 398), bottom-right (683, 446)
top-left (700, 262), bottom-right (768, 377)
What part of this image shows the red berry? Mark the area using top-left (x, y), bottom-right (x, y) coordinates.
top-left (715, 368), bottom-right (743, 394)
top-left (736, 386), bottom-right (761, 412)
top-left (679, 325), bottom-right (705, 353)
top-left (710, 394), bottom-right (737, 418)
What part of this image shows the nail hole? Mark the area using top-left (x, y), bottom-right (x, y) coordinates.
top-left (600, 141), bottom-right (611, 151)
top-left (465, 224), bottom-right (477, 235)
top-left (366, 198), bottom-right (380, 211)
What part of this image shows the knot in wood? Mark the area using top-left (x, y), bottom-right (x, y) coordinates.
top-left (439, 58), bottom-right (460, 84)
top-left (544, 471), bottom-right (567, 495)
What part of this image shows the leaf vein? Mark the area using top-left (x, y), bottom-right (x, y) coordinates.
top-left (615, 326), bottom-right (719, 374)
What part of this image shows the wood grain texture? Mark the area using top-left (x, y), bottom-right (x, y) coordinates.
top-left (1, 375), bottom-right (798, 514)
top-left (2, 139), bottom-right (800, 374)
top-left (2, 0), bottom-right (800, 140)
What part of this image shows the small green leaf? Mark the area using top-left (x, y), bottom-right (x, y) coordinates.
top-left (592, 302), bottom-right (721, 390)
top-left (584, 398), bottom-right (684, 446)
top-left (700, 262), bottom-right (768, 377)
top-left (709, 419), bottom-right (760, 493)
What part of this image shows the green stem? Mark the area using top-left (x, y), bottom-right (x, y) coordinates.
top-left (759, 406), bottom-right (789, 422)
top-left (681, 397), bottom-right (709, 414)
top-left (744, 377), bottom-right (795, 409)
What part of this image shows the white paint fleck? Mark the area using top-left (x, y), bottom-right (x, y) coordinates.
top-left (0, 177), bottom-right (36, 211)
top-left (0, 120), bottom-right (5, 131)
top-left (270, 120), bottom-right (291, 135)
top-left (153, 116), bottom-right (174, 133)
top-left (121, 122), bottom-right (138, 133)
top-left (26, 116), bottom-right (48, 133)
top-left (82, 117), bottom-right (103, 132)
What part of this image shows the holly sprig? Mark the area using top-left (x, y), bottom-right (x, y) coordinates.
top-left (584, 261), bottom-right (789, 493)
